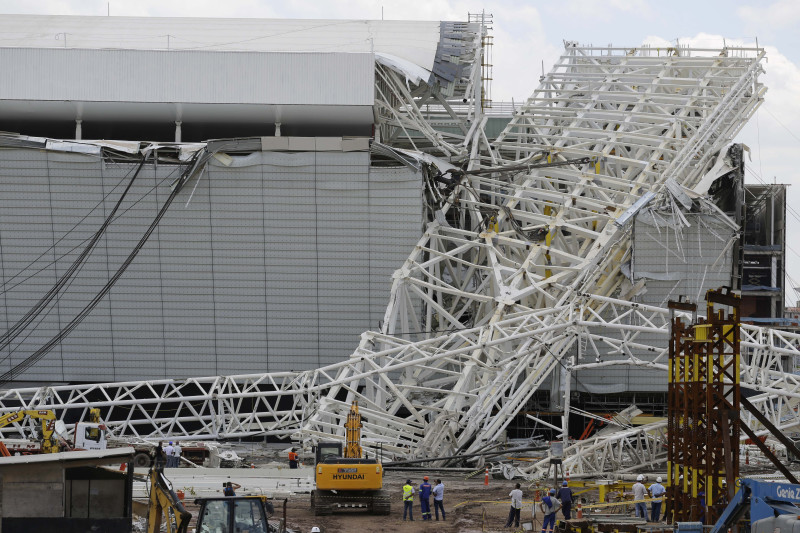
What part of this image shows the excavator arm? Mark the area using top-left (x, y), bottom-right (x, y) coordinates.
top-left (147, 465), bottom-right (192, 533)
top-left (0, 409), bottom-right (59, 453)
top-left (344, 401), bottom-right (363, 459)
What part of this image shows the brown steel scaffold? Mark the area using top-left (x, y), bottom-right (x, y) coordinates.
top-left (667, 288), bottom-right (740, 525)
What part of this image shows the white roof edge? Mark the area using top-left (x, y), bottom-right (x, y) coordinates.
top-left (375, 52), bottom-right (432, 86)
top-left (0, 446), bottom-right (135, 466)
top-left (0, 15), bottom-right (442, 72)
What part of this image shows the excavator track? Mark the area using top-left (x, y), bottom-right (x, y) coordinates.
top-left (371, 489), bottom-right (391, 515)
top-left (311, 489), bottom-right (390, 515)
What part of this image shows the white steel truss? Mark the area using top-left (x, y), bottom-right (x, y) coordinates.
top-left (1, 44), bottom-right (798, 475)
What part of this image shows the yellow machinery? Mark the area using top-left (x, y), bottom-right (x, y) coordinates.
top-left (0, 409), bottom-right (59, 454)
top-left (147, 464), bottom-right (278, 533)
top-left (146, 465), bottom-right (192, 533)
top-left (310, 401), bottom-right (390, 515)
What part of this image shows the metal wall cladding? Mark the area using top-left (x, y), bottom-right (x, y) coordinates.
top-left (0, 48), bottom-right (374, 106)
top-left (573, 213), bottom-right (736, 393)
top-left (0, 148), bottom-right (423, 383)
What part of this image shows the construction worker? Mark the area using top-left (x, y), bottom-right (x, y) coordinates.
top-left (153, 441), bottom-right (165, 469)
top-left (557, 480), bottom-right (574, 520)
top-left (633, 474), bottom-right (647, 519)
top-left (223, 481), bottom-right (241, 496)
top-left (433, 479), bottom-right (446, 521)
top-left (173, 442), bottom-right (182, 468)
top-left (402, 479), bottom-right (415, 521)
top-left (505, 482), bottom-right (523, 528)
top-left (288, 448), bottom-right (299, 469)
top-left (648, 476), bottom-right (666, 522)
top-left (164, 441), bottom-right (174, 467)
top-left (540, 488), bottom-right (561, 533)
top-left (419, 476), bottom-right (432, 520)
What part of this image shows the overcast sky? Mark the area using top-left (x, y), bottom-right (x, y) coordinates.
top-left (3, 0), bottom-right (800, 304)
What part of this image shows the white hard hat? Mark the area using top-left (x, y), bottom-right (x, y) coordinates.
top-left (311, 528), bottom-right (321, 533)
top-left (656, 477), bottom-right (662, 483)
top-left (636, 474), bottom-right (644, 481)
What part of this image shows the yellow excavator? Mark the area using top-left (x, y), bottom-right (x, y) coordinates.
top-left (146, 465), bottom-right (192, 533)
top-left (0, 409), bottom-right (60, 454)
top-left (310, 400), bottom-right (390, 515)
top-left (146, 464), bottom-right (277, 533)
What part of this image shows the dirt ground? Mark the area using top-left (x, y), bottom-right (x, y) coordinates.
top-left (279, 471), bottom-right (545, 533)
top-left (139, 469), bottom-right (568, 533)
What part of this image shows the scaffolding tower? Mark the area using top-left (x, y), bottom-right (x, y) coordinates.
top-left (668, 288), bottom-right (740, 524)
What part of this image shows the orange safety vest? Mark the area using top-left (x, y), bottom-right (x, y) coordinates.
top-left (288, 452), bottom-right (298, 461)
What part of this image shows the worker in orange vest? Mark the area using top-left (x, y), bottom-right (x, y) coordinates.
top-left (288, 448), bottom-right (299, 469)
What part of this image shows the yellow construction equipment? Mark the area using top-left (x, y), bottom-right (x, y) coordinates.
top-left (310, 401), bottom-right (389, 515)
top-left (344, 399), bottom-right (363, 459)
top-left (146, 464), bottom-right (277, 533)
top-left (146, 465), bottom-right (192, 533)
top-left (0, 409), bottom-right (60, 454)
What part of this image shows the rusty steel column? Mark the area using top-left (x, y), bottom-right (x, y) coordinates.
top-left (667, 297), bottom-right (696, 524)
top-left (703, 288), bottom-right (740, 525)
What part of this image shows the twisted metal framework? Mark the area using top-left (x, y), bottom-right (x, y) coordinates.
top-left (2, 44), bottom-right (800, 478)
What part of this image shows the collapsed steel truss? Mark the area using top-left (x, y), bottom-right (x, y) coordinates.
top-left (2, 43), bottom-right (800, 478)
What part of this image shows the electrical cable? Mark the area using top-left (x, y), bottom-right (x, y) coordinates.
top-left (0, 166), bottom-right (182, 296)
top-left (0, 154), bottom-right (149, 353)
top-left (0, 148), bottom-right (213, 385)
top-left (0, 161), bottom-right (139, 293)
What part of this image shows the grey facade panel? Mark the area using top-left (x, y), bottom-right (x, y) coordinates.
top-left (575, 212), bottom-right (736, 393)
top-left (0, 147), bottom-right (421, 382)
top-left (0, 49), bottom-right (374, 106)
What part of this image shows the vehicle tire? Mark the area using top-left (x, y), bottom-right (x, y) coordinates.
top-left (133, 452), bottom-right (151, 469)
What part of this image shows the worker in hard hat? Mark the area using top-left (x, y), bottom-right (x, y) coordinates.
top-left (419, 476), bottom-right (432, 520)
top-left (402, 479), bottom-right (415, 521)
top-left (557, 480), bottom-right (574, 519)
top-left (539, 487), bottom-right (560, 533)
top-left (632, 475), bottom-right (647, 519)
top-left (648, 476), bottom-right (666, 522)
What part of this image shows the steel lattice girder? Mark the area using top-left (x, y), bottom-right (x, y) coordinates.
top-left (523, 420), bottom-right (669, 479)
top-left (1, 294), bottom-right (798, 457)
top-left (1, 44), bottom-right (797, 467)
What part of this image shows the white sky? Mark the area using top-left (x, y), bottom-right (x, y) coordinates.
top-left (2, 0), bottom-right (800, 305)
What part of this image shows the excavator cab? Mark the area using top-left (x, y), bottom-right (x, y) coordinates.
top-left (147, 464), bottom-right (276, 533)
top-left (195, 497), bottom-right (274, 533)
top-left (315, 441), bottom-right (343, 464)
